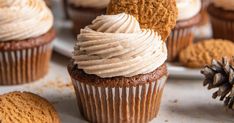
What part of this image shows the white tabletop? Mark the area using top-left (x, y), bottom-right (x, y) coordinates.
top-left (0, 52), bottom-right (233, 123)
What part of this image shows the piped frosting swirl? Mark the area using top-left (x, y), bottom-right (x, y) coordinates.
top-left (0, 0), bottom-right (53, 41)
top-left (73, 13), bottom-right (167, 78)
top-left (177, 0), bottom-right (201, 21)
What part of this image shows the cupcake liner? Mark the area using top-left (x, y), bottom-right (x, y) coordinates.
top-left (167, 27), bottom-right (194, 62)
top-left (0, 44), bottom-right (52, 85)
top-left (72, 76), bottom-right (167, 123)
top-left (210, 16), bottom-right (234, 41)
top-left (68, 6), bottom-right (106, 35)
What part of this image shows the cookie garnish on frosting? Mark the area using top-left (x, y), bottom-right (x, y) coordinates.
top-left (73, 13), bottom-right (167, 78)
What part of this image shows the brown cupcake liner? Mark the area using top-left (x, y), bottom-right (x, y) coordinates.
top-left (210, 16), bottom-right (234, 42)
top-left (0, 44), bottom-right (52, 85)
top-left (72, 75), bottom-right (167, 123)
top-left (68, 5), bottom-right (106, 35)
top-left (166, 27), bottom-right (194, 62)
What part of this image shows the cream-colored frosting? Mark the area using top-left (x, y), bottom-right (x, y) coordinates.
top-left (73, 13), bottom-right (167, 78)
top-left (213, 0), bottom-right (234, 11)
top-left (177, 0), bottom-right (201, 21)
top-left (0, 0), bottom-right (53, 41)
top-left (68, 0), bottom-right (109, 8)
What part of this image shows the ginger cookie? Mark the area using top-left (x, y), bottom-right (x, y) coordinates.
top-left (107, 0), bottom-right (178, 41)
top-left (0, 92), bottom-right (60, 123)
top-left (179, 39), bottom-right (234, 68)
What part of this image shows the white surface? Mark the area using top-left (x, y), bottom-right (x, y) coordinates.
top-left (0, 53), bottom-right (233, 123)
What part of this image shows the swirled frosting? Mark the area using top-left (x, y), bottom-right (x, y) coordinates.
top-left (177, 0), bottom-right (201, 21)
top-left (69, 0), bottom-right (110, 8)
top-left (213, 0), bottom-right (234, 11)
top-left (73, 13), bottom-right (167, 78)
top-left (0, 0), bottom-right (53, 41)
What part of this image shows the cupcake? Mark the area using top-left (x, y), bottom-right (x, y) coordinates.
top-left (67, 0), bottom-right (109, 35)
top-left (0, 0), bottom-right (55, 85)
top-left (68, 13), bottom-right (168, 123)
top-left (208, 0), bottom-right (234, 42)
top-left (167, 0), bottom-right (201, 62)
top-left (0, 91), bottom-right (60, 123)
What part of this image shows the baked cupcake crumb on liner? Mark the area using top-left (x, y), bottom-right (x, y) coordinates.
top-left (167, 26), bottom-right (194, 62)
top-left (67, 4), bottom-right (106, 35)
top-left (0, 29), bottom-right (55, 85)
top-left (167, 14), bottom-right (201, 62)
top-left (68, 63), bottom-right (168, 123)
top-left (208, 4), bottom-right (234, 42)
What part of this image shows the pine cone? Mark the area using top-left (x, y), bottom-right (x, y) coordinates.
top-left (201, 57), bottom-right (234, 109)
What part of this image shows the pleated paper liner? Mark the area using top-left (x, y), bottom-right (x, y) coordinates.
top-left (210, 16), bottom-right (234, 42)
top-left (166, 14), bottom-right (201, 62)
top-left (166, 27), bottom-right (194, 62)
top-left (0, 44), bottom-right (52, 85)
top-left (72, 75), bottom-right (167, 123)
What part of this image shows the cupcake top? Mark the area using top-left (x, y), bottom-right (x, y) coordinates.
top-left (213, 0), bottom-right (234, 11)
top-left (69, 0), bottom-right (110, 8)
top-left (73, 13), bottom-right (167, 78)
top-left (0, 0), bottom-right (53, 42)
top-left (177, 0), bottom-right (201, 21)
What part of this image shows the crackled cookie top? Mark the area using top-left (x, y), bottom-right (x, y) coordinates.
top-left (179, 39), bottom-right (234, 68)
top-left (0, 0), bottom-right (53, 41)
top-left (107, 0), bottom-right (178, 41)
top-left (73, 13), bottom-right (167, 78)
top-left (0, 92), bottom-right (60, 123)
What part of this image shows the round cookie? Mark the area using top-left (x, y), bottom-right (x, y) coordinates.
top-left (0, 92), bottom-right (60, 123)
top-left (107, 0), bottom-right (178, 41)
top-left (179, 39), bottom-right (234, 68)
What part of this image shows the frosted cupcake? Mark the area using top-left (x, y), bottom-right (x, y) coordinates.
top-left (208, 0), bottom-right (234, 41)
top-left (67, 0), bottom-right (109, 34)
top-left (0, 0), bottom-right (55, 85)
top-left (167, 0), bottom-right (201, 62)
top-left (68, 13), bottom-right (168, 123)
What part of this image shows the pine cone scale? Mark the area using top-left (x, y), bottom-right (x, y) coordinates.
top-left (201, 57), bottom-right (234, 109)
